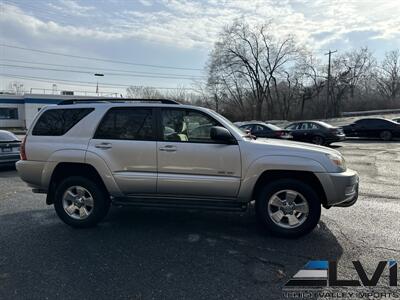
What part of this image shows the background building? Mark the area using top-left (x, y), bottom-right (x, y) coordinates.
top-left (0, 93), bottom-right (111, 129)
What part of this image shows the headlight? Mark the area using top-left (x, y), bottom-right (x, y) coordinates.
top-left (327, 153), bottom-right (346, 171)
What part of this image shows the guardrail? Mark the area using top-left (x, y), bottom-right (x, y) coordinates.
top-left (341, 108), bottom-right (400, 117)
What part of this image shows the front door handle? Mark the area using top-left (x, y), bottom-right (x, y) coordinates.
top-left (95, 143), bottom-right (112, 149)
top-left (159, 145), bottom-right (177, 152)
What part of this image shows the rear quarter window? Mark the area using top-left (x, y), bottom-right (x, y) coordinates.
top-left (32, 108), bottom-right (94, 136)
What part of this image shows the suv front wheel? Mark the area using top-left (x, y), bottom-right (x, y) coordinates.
top-left (54, 176), bottom-right (110, 228)
top-left (256, 179), bottom-right (321, 238)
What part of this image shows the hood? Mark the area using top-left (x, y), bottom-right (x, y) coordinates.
top-left (248, 137), bottom-right (341, 156)
top-left (239, 137), bottom-right (345, 173)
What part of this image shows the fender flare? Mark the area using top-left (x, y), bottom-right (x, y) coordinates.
top-left (237, 155), bottom-right (327, 201)
top-left (43, 150), bottom-right (122, 204)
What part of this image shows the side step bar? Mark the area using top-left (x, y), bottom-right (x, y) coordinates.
top-left (113, 196), bottom-right (248, 212)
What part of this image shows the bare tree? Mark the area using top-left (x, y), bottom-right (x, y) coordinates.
top-left (126, 86), bottom-right (163, 99)
top-left (375, 50), bottom-right (400, 102)
top-left (340, 48), bottom-right (375, 99)
top-left (207, 20), bottom-right (301, 120)
top-left (164, 86), bottom-right (201, 104)
top-left (272, 69), bottom-right (302, 119)
top-left (204, 20), bottom-right (400, 121)
top-left (292, 54), bottom-right (326, 118)
top-left (327, 47), bottom-right (376, 117)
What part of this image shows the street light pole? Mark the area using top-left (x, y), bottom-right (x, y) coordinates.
top-left (94, 73), bottom-right (104, 96)
top-left (324, 50), bottom-right (337, 118)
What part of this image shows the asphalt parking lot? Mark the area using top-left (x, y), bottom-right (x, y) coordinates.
top-left (0, 140), bottom-right (399, 300)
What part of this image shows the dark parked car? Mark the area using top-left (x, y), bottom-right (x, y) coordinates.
top-left (342, 118), bottom-right (400, 141)
top-left (0, 130), bottom-right (21, 166)
top-left (285, 121), bottom-right (345, 145)
top-left (238, 122), bottom-right (292, 139)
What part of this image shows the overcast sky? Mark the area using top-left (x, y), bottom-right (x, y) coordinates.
top-left (1, 0), bottom-right (399, 96)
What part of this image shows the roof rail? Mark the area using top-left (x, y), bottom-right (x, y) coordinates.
top-left (57, 98), bottom-right (180, 105)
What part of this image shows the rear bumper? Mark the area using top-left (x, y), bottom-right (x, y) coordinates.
top-left (16, 160), bottom-right (47, 190)
top-left (316, 169), bottom-right (359, 207)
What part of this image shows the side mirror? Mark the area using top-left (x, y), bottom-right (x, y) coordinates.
top-left (210, 126), bottom-right (236, 144)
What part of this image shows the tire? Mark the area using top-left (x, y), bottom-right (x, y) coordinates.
top-left (255, 179), bottom-right (321, 238)
top-left (380, 130), bottom-right (392, 141)
top-left (311, 135), bottom-right (324, 145)
top-left (54, 176), bottom-right (110, 228)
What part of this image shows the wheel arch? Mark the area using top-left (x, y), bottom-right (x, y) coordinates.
top-left (46, 162), bottom-right (108, 205)
top-left (380, 130), bottom-right (392, 140)
top-left (311, 134), bottom-right (325, 144)
top-left (251, 170), bottom-right (328, 208)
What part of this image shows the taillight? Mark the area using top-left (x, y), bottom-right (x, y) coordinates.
top-left (20, 136), bottom-right (27, 160)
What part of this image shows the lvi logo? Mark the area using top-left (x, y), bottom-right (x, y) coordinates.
top-left (285, 260), bottom-right (397, 287)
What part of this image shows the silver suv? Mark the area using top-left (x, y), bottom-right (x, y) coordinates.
top-left (16, 99), bottom-right (359, 238)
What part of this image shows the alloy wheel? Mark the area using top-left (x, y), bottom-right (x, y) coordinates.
top-left (267, 189), bottom-right (309, 229)
top-left (62, 186), bottom-right (94, 220)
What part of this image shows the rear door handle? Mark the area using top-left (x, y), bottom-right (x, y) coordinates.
top-left (159, 145), bottom-right (177, 152)
top-left (95, 143), bottom-right (112, 149)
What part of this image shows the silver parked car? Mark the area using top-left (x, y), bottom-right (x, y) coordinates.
top-left (16, 99), bottom-right (358, 238)
top-left (0, 130), bottom-right (21, 167)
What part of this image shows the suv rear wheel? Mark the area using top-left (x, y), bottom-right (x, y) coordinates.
top-left (255, 179), bottom-right (321, 238)
top-left (54, 176), bottom-right (110, 228)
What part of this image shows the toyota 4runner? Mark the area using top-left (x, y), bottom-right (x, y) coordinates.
top-left (16, 99), bottom-right (359, 238)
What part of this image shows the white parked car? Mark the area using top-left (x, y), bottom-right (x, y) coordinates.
top-left (0, 130), bottom-right (21, 167)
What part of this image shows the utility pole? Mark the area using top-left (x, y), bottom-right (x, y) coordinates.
top-left (325, 50), bottom-right (337, 118)
top-left (214, 93), bottom-right (219, 113)
top-left (94, 73), bottom-right (104, 96)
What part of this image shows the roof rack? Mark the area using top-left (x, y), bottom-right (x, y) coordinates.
top-left (57, 98), bottom-right (180, 105)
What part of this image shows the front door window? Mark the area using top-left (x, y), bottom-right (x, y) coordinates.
top-left (161, 109), bottom-right (220, 143)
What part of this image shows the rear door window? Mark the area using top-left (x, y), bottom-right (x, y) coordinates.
top-left (32, 108), bottom-right (94, 136)
top-left (356, 119), bottom-right (381, 128)
top-left (308, 123), bottom-right (319, 130)
top-left (299, 123), bottom-right (309, 130)
top-left (94, 108), bottom-right (155, 140)
top-left (253, 125), bottom-right (269, 133)
top-left (375, 119), bottom-right (392, 128)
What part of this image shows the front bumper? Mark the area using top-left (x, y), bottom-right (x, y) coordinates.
top-left (0, 153), bottom-right (20, 165)
top-left (327, 134), bottom-right (346, 143)
top-left (316, 169), bottom-right (359, 208)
